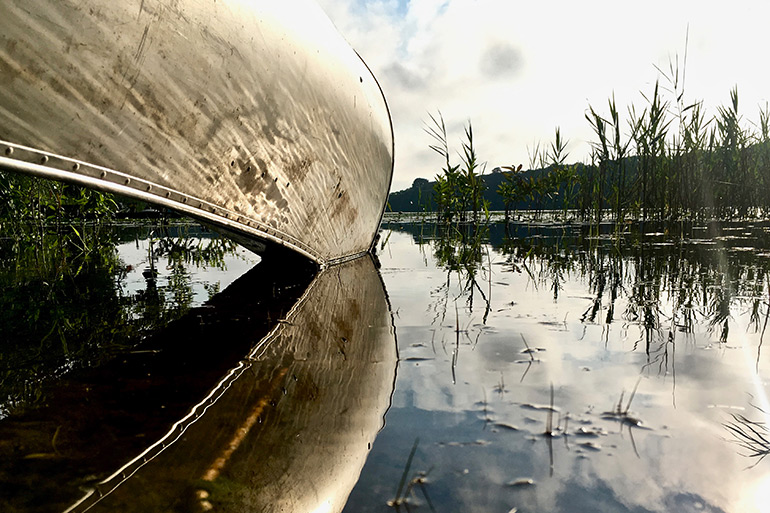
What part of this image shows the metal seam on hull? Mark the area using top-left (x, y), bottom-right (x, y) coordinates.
top-left (0, 141), bottom-right (335, 264)
top-left (325, 250), bottom-right (371, 267)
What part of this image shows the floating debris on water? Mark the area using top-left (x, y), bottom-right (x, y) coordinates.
top-left (438, 440), bottom-right (491, 447)
top-left (601, 379), bottom-right (650, 428)
top-left (600, 411), bottom-right (648, 429)
top-left (506, 478), bottom-right (535, 487)
top-left (519, 403), bottom-right (560, 413)
top-left (707, 404), bottom-right (746, 411)
top-left (574, 426), bottom-right (608, 438)
top-left (578, 441), bottom-right (602, 451)
top-left (492, 422), bottom-right (521, 432)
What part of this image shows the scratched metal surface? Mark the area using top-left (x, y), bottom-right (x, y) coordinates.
top-left (63, 254), bottom-right (397, 513)
top-left (0, 0), bottom-right (393, 265)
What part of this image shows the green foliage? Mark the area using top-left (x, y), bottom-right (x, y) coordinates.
top-left (0, 222), bottom-right (238, 416)
top-left (497, 128), bottom-right (579, 222)
top-left (586, 83), bottom-right (770, 222)
top-left (426, 112), bottom-right (488, 225)
top-left (417, 77), bottom-right (770, 224)
top-left (0, 170), bottom-right (118, 226)
top-left (497, 163), bottom-right (527, 221)
top-left (415, 38), bottom-right (770, 224)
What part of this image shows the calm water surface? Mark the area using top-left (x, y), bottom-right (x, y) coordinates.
top-left (345, 218), bottom-right (770, 513)
top-left (2, 219), bottom-right (770, 512)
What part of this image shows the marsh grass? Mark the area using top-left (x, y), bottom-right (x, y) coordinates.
top-left (517, 333), bottom-right (541, 382)
top-left (428, 50), bottom-right (770, 225)
top-left (387, 438), bottom-right (437, 511)
top-left (426, 112), bottom-right (489, 226)
top-left (724, 411), bottom-right (770, 467)
top-left (581, 77), bottom-right (770, 223)
top-left (597, 378), bottom-right (646, 457)
top-left (545, 383), bottom-right (556, 437)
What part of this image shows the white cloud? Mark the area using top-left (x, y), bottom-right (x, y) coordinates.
top-left (317, 0), bottom-right (770, 191)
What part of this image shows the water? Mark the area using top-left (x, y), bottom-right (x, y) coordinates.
top-left (1, 218), bottom-right (770, 512)
top-left (344, 219), bottom-right (770, 513)
top-left (0, 223), bottom-right (259, 421)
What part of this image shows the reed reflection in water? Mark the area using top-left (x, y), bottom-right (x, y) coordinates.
top-left (343, 217), bottom-right (770, 513)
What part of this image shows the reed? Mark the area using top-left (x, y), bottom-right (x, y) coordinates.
top-left (0, 171), bottom-right (118, 228)
top-left (724, 413), bottom-right (770, 467)
top-left (388, 438), bottom-right (421, 508)
top-left (426, 112), bottom-right (489, 226)
top-left (427, 74), bottom-right (770, 224)
top-left (583, 82), bottom-right (770, 223)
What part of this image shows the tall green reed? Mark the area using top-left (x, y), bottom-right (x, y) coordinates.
top-left (426, 112), bottom-right (488, 225)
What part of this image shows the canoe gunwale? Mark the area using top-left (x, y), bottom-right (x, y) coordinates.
top-left (0, 140), bottom-right (333, 264)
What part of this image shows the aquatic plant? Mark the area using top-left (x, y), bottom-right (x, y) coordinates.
top-left (388, 438), bottom-right (420, 509)
top-left (420, 48), bottom-right (770, 224)
top-left (0, 223), bottom-right (240, 417)
top-left (426, 112), bottom-right (489, 225)
top-left (0, 171), bottom-right (118, 227)
top-left (724, 412), bottom-right (770, 467)
top-left (497, 163), bottom-right (529, 222)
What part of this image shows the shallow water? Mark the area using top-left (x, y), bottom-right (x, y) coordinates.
top-left (2, 219), bottom-right (770, 512)
top-left (344, 219), bottom-right (770, 513)
top-left (0, 223), bottom-right (259, 420)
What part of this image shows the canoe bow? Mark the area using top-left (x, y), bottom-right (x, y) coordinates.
top-left (0, 0), bottom-right (394, 266)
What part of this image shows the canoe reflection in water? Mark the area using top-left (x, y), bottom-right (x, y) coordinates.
top-left (2, 253), bottom-right (397, 513)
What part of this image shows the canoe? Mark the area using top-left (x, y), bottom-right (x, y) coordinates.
top-left (69, 255), bottom-right (397, 513)
top-left (0, 0), bottom-right (393, 266)
top-left (0, 251), bottom-right (397, 512)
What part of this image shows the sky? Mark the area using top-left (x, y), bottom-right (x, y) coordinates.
top-left (315, 0), bottom-right (770, 192)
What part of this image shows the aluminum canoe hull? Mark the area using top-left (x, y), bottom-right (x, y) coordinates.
top-left (0, 0), bottom-right (393, 265)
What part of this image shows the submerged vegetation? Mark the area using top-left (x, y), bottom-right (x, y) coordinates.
top-left (0, 170), bottom-right (241, 417)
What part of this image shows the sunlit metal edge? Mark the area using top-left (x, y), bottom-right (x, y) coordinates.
top-left (0, 140), bottom-right (376, 266)
top-left (60, 264), bottom-right (329, 513)
top-left (356, 49), bottom-right (396, 258)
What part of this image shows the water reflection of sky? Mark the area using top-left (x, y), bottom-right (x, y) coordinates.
top-left (346, 226), bottom-right (770, 513)
top-left (117, 236), bottom-right (260, 307)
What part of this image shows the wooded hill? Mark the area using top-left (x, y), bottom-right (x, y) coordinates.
top-left (387, 164), bottom-right (591, 213)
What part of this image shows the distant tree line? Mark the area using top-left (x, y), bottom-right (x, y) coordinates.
top-left (388, 162), bottom-right (592, 219)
